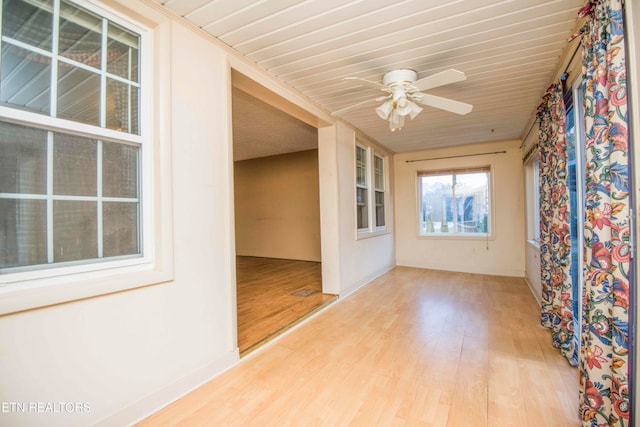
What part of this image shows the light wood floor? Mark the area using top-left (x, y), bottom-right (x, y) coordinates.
top-left (139, 267), bottom-right (579, 427)
top-left (236, 256), bottom-right (336, 355)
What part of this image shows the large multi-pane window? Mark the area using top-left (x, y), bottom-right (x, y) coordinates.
top-left (0, 0), bottom-right (143, 273)
top-left (418, 167), bottom-right (491, 236)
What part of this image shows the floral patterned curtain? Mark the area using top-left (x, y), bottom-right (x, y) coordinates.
top-left (537, 83), bottom-right (578, 366)
top-left (578, 0), bottom-right (632, 425)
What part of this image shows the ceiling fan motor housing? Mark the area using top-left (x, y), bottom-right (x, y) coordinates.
top-left (382, 69), bottom-right (418, 87)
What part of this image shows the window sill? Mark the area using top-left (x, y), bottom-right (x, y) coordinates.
top-left (0, 262), bottom-right (173, 315)
top-left (416, 233), bottom-right (495, 241)
top-left (357, 228), bottom-right (392, 240)
top-left (527, 239), bottom-right (541, 250)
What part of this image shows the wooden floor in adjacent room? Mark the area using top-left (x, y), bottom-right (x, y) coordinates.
top-left (236, 256), bottom-right (337, 355)
top-left (139, 267), bottom-right (580, 427)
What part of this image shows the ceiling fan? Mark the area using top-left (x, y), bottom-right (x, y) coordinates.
top-left (332, 69), bottom-right (473, 132)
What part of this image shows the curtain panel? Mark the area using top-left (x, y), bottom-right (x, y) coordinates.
top-left (578, 0), bottom-right (632, 425)
top-left (537, 83), bottom-right (578, 366)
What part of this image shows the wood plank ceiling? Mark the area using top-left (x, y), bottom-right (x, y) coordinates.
top-left (154, 0), bottom-right (585, 155)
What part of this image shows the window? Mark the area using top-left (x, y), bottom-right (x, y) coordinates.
top-left (356, 144), bottom-right (368, 230)
top-left (564, 78), bottom-right (586, 332)
top-left (418, 167), bottom-right (491, 236)
top-left (373, 154), bottom-right (385, 227)
top-left (355, 143), bottom-right (388, 235)
top-left (0, 0), bottom-right (145, 275)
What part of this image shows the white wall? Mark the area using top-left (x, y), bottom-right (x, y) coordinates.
top-left (0, 2), bottom-right (397, 425)
top-left (318, 122), bottom-right (395, 297)
top-left (335, 123), bottom-right (395, 296)
top-left (234, 150), bottom-right (321, 262)
top-left (394, 140), bottom-right (525, 277)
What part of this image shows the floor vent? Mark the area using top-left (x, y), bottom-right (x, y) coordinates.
top-left (291, 289), bottom-right (319, 297)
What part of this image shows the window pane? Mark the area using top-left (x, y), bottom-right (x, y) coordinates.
top-left (106, 78), bottom-right (139, 134)
top-left (102, 141), bottom-right (138, 198)
top-left (420, 174), bottom-right (452, 232)
top-left (375, 191), bottom-right (385, 227)
top-left (58, 0), bottom-right (101, 68)
top-left (130, 82), bottom-right (139, 135)
top-left (0, 121), bottom-right (47, 194)
top-left (455, 172), bottom-right (489, 233)
top-left (357, 187), bottom-right (368, 229)
top-left (0, 2), bottom-right (145, 274)
top-left (356, 146), bottom-right (367, 186)
top-left (53, 133), bottom-right (97, 196)
top-left (0, 43), bottom-right (51, 114)
top-left (57, 63), bottom-right (100, 125)
top-left (2, 0), bottom-right (53, 50)
top-left (374, 156), bottom-right (384, 189)
top-left (420, 171), bottom-right (490, 235)
top-left (107, 22), bottom-right (139, 83)
top-left (533, 158), bottom-right (541, 241)
top-left (0, 199), bottom-right (47, 268)
top-left (53, 200), bottom-right (97, 262)
top-left (103, 202), bottom-right (138, 257)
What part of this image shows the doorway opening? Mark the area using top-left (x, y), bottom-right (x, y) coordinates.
top-left (231, 70), bottom-right (337, 355)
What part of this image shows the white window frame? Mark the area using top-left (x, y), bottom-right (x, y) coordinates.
top-left (568, 76), bottom-right (587, 338)
top-left (355, 143), bottom-right (369, 232)
top-left (524, 153), bottom-right (541, 245)
top-left (417, 166), bottom-right (493, 238)
top-left (373, 152), bottom-right (386, 230)
top-left (355, 140), bottom-right (389, 238)
top-left (0, 0), bottom-right (173, 315)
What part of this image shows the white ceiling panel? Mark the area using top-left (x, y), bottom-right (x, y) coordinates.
top-left (158, 0), bottom-right (585, 155)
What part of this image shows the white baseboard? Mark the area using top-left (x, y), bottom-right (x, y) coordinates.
top-left (94, 349), bottom-right (239, 427)
top-left (395, 260), bottom-right (524, 278)
top-left (339, 264), bottom-right (396, 300)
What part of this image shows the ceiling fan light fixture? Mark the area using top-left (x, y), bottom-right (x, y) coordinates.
top-left (408, 101), bottom-right (423, 120)
top-left (337, 68), bottom-right (472, 132)
top-left (376, 101), bottom-right (393, 120)
top-left (395, 97), bottom-right (411, 116)
top-left (389, 110), bottom-right (405, 131)
top-left (383, 69), bottom-right (418, 87)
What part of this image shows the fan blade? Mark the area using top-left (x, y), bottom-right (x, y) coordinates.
top-left (343, 76), bottom-right (387, 90)
top-left (331, 96), bottom-right (389, 116)
top-left (413, 69), bottom-right (467, 91)
top-left (413, 93), bottom-right (473, 115)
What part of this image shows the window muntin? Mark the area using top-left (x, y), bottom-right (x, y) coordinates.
top-left (356, 144), bottom-right (368, 230)
top-left (418, 167), bottom-right (491, 236)
top-left (0, 121), bottom-right (140, 270)
top-left (0, 0), bottom-right (140, 133)
top-left (0, 0), bottom-right (143, 274)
